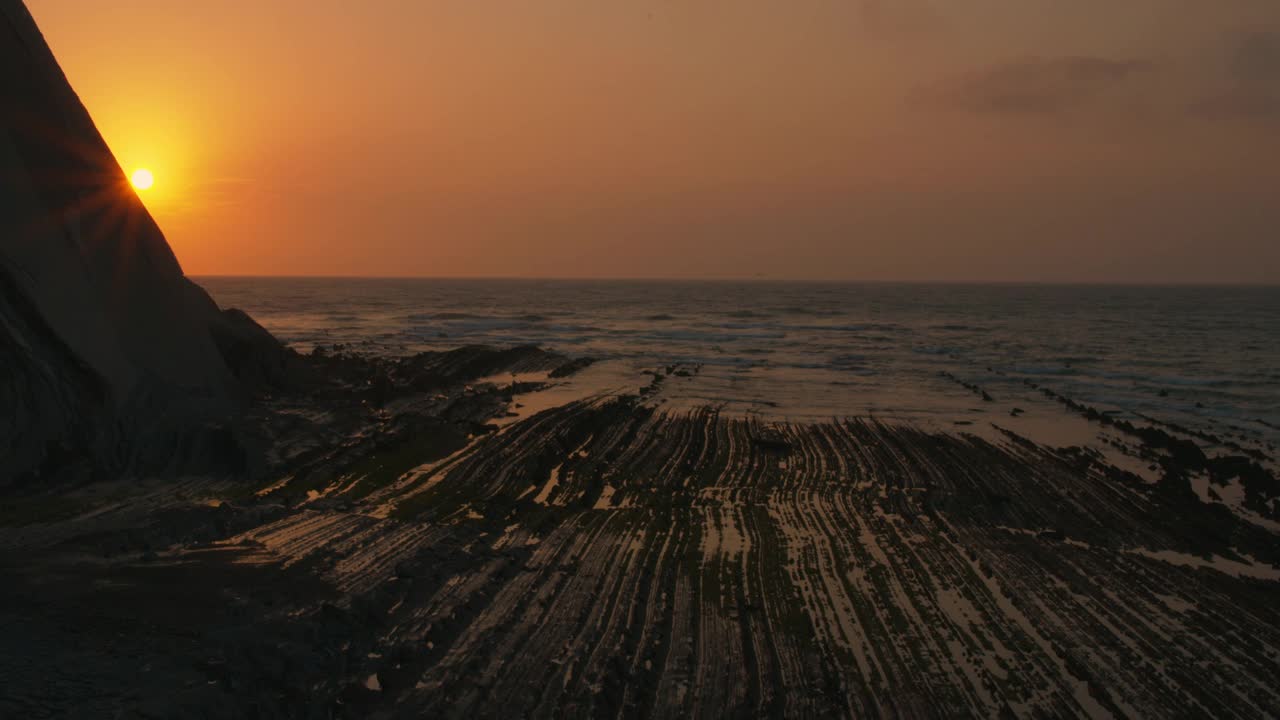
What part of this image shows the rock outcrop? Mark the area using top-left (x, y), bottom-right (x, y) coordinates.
top-left (0, 0), bottom-right (286, 483)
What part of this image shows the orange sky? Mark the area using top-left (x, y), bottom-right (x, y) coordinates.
top-left (28, 1), bottom-right (1280, 282)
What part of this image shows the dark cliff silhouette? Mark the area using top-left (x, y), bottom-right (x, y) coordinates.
top-left (0, 0), bottom-right (288, 484)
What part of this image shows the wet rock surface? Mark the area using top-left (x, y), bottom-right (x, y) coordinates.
top-left (3, 355), bottom-right (1278, 718)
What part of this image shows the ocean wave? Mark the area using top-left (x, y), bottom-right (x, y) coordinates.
top-left (1054, 356), bottom-right (1101, 365)
top-left (820, 323), bottom-right (904, 334)
top-left (623, 329), bottom-right (787, 344)
top-left (715, 321), bottom-right (785, 332)
top-left (913, 345), bottom-right (960, 356)
top-left (1088, 370), bottom-right (1241, 389)
top-left (772, 306), bottom-right (843, 317)
top-left (416, 332), bottom-right (595, 348)
top-left (1009, 365), bottom-right (1080, 377)
top-left (544, 324), bottom-right (606, 334)
top-left (404, 311), bottom-right (550, 323)
top-left (600, 325), bottom-right (787, 342)
top-left (424, 312), bottom-right (481, 320)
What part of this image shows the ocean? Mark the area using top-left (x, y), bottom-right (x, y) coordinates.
top-left (198, 277), bottom-right (1280, 449)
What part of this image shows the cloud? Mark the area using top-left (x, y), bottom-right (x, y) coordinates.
top-left (1227, 30), bottom-right (1280, 83)
top-left (940, 56), bottom-right (1151, 115)
top-left (1192, 30), bottom-right (1280, 121)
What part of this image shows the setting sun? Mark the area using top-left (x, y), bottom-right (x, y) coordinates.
top-left (130, 167), bottom-right (154, 191)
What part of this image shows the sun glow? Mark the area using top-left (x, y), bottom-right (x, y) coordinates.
top-left (130, 168), bottom-right (155, 191)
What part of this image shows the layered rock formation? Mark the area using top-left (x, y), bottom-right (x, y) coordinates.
top-left (0, 0), bottom-right (284, 483)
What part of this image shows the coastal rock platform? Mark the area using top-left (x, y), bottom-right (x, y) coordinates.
top-left (3, 351), bottom-right (1277, 718)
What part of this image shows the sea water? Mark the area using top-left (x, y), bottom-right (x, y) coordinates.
top-left (198, 278), bottom-right (1279, 448)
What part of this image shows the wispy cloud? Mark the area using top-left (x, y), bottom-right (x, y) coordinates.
top-left (1191, 30), bottom-right (1280, 121)
top-left (939, 56), bottom-right (1152, 115)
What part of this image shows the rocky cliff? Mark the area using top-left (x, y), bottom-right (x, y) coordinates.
top-left (0, 0), bottom-right (285, 484)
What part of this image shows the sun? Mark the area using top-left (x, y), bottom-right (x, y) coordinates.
top-left (130, 168), bottom-right (154, 191)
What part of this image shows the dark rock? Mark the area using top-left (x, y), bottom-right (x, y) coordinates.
top-left (750, 426), bottom-right (792, 454)
top-left (208, 308), bottom-right (305, 396)
top-left (549, 356), bottom-right (596, 378)
top-left (0, 1), bottom-right (286, 483)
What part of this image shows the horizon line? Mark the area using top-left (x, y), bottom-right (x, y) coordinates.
top-left (188, 273), bottom-right (1280, 288)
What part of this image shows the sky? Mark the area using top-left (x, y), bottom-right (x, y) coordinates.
top-left (28, 1), bottom-right (1280, 282)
